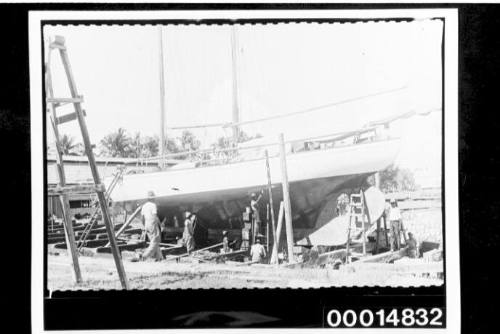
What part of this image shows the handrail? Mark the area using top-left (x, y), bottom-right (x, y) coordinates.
top-left (139, 128), bottom-right (377, 163)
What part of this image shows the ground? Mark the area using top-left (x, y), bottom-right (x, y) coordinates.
top-left (48, 254), bottom-right (443, 291)
top-left (47, 206), bottom-right (443, 291)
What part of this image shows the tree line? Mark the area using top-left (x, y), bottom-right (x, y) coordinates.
top-left (55, 128), bottom-right (261, 159)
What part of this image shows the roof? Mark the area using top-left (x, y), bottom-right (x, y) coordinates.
top-left (46, 155), bottom-right (181, 166)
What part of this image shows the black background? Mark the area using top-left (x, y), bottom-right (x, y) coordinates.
top-left (1, 2), bottom-right (498, 333)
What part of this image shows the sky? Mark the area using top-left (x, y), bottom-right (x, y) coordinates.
top-left (44, 19), bottom-right (443, 187)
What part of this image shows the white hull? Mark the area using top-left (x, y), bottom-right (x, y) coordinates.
top-left (107, 139), bottom-right (400, 206)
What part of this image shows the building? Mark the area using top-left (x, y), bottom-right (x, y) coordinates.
top-left (46, 155), bottom-right (179, 218)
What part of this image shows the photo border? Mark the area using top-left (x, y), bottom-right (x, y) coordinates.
top-left (30, 8), bottom-right (459, 332)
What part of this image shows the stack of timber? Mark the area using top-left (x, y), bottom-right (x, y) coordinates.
top-left (49, 220), bottom-right (142, 249)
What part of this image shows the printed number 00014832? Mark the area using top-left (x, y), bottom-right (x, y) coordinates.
top-left (326, 308), bottom-right (444, 328)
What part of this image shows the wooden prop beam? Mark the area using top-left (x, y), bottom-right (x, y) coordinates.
top-left (105, 205), bottom-right (142, 247)
top-left (264, 149), bottom-right (278, 257)
top-left (278, 133), bottom-right (295, 263)
top-left (269, 201), bottom-right (284, 264)
top-left (166, 242), bottom-right (224, 262)
top-left (361, 189), bottom-right (373, 256)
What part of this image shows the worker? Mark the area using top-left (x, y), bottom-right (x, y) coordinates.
top-left (183, 210), bottom-right (196, 254)
top-left (221, 230), bottom-right (230, 254)
top-left (388, 198), bottom-right (403, 250)
top-left (140, 191), bottom-right (163, 261)
top-left (250, 190), bottom-right (264, 239)
top-left (250, 235), bottom-right (267, 263)
top-left (407, 232), bottom-right (418, 258)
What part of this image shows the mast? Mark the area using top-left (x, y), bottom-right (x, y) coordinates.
top-left (158, 26), bottom-right (166, 168)
top-left (230, 25), bottom-right (241, 144)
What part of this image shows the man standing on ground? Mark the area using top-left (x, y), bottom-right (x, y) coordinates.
top-left (183, 210), bottom-right (196, 254)
top-left (388, 198), bottom-right (403, 250)
top-left (140, 191), bottom-right (163, 261)
top-left (250, 235), bottom-right (267, 263)
top-left (221, 230), bottom-right (230, 253)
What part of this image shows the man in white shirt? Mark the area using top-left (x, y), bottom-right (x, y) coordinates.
top-left (140, 191), bottom-right (163, 261)
top-left (250, 235), bottom-right (267, 263)
top-left (388, 199), bottom-right (403, 251)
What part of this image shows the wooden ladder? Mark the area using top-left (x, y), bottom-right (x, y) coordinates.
top-left (345, 190), bottom-right (371, 263)
top-left (45, 35), bottom-right (129, 289)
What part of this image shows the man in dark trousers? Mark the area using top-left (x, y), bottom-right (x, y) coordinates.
top-left (250, 190), bottom-right (264, 239)
top-left (221, 230), bottom-right (230, 253)
top-left (183, 210), bottom-right (196, 254)
top-left (388, 198), bottom-right (403, 250)
top-left (250, 235), bottom-right (267, 263)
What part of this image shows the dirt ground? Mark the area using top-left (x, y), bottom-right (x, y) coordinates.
top-left (47, 253), bottom-right (443, 291)
top-left (47, 207), bottom-right (444, 291)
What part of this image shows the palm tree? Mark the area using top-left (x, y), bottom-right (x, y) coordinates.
top-left (59, 134), bottom-right (76, 155)
top-left (99, 128), bottom-right (132, 157)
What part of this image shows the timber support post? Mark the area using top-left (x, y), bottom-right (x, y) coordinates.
top-left (270, 201), bottom-right (284, 264)
top-left (361, 189), bottom-right (373, 257)
top-left (278, 133), bottom-right (295, 263)
top-left (361, 189), bottom-right (367, 256)
top-left (264, 149), bottom-right (278, 259)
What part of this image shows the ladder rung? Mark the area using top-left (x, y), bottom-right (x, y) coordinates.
top-left (56, 110), bottom-right (87, 125)
top-left (47, 96), bottom-right (84, 105)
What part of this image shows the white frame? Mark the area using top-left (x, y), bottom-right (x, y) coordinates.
top-left (30, 8), bottom-right (459, 334)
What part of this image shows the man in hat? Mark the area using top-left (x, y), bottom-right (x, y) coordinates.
top-left (183, 210), bottom-right (196, 254)
top-left (250, 235), bottom-right (267, 263)
top-left (388, 198), bottom-right (403, 251)
top-left (140, 191), bottom-right (163, 261)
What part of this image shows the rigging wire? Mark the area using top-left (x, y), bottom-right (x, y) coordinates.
top-left (165, 86), bottom-right (407, 131)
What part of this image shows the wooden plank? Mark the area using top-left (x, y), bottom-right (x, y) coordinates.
top-left (166, 242), bottom-right (224, 262)
top-left (278, 133), bottom-right (295, 263)
top-left (211, 249), bottom-right (247, 259)
top-left (286, 248), bottom-right (347, 269)
top-left (352, 247), bottom-right (408, 265)
top-left (55, 109), bottom-right (87, 125)
top-left (269, 202), bottom-right (284, 264)
top-left (47, 97), bottom-right (84, 104)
